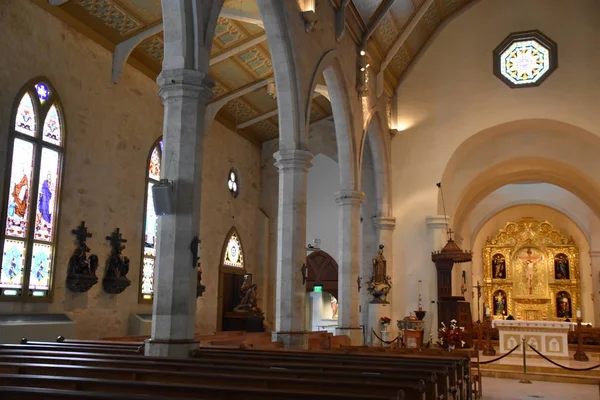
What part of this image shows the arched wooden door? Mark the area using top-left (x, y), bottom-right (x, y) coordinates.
top-left (306, 250), bottom-right (338, 299)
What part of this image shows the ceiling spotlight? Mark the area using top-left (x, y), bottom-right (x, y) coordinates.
top-left (360, 50), bottom-right (366, 56)
top-left (360, 67), bottom-right (365, 72)
top-left (365, 64), bottom-right (370, 68)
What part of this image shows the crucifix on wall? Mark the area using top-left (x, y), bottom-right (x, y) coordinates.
top-left (516, 248), bottom-right (544, 295)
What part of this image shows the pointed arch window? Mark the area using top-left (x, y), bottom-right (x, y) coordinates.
top-left (139, 138), bottom-right (162, 303)
top-left (222, 229), bottom-right (244, 268)
top-left (0, 79), bottom-right (64, 299)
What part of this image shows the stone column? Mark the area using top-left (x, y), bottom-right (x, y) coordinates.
top-left (335, 190), bottom-right (365, 344)
top-left (145, 69), bottom-right (213, 358)
top-left (369, 217), bottom-right (396, 343)
top-left (272, 149), bottom-right (313, 347)
top-left (590, 250), bottom-right (600, 325)
top-left (425, 215), bottom-right (450, 339)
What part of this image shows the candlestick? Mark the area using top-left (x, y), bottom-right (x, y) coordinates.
top-left (418, 279), bottom-right (423, 310)
top-left (576, 307), bottom-right (582, 319)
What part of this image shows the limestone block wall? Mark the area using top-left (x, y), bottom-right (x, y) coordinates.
top-left (0, 0), bottom-right (263, 339)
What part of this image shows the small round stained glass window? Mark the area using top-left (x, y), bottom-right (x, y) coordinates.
top-left (228, 168), bottom-right (239, 198)
top-left (493, 30), bottom-right (557, 88)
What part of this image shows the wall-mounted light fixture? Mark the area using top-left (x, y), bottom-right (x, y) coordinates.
top-left (356, 49), bottom-right (369, 96)
top-left (301, 0), bottom-right (317, 33)
top-left (266, 80), bottom-right (277, 98)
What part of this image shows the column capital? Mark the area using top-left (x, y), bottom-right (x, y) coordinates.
top-left (334, 190), bottom-right (365, 206)
top-left (274, 149), bottom-right (313, 172)
top-left (426, 215), bottom-right (449, 229)
top-left (157, 68), bottom-right (214, 103)
top-left (373, 216), bottom-right (396, 230)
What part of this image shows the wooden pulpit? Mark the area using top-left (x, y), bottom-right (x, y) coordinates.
top-left (438, 296), bottom-right (474, 347)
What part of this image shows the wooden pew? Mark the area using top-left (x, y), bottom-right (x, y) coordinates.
top-left (0, 386), bottom-right (197, 400)
top-left (0, 370), bottom-right (408, 400)
top-left (0, 348), bottom-right (443, 399)
top-left (3, 342), bottom-right (456, 399)
top-left (0, 374), bottom-right (401, 400)
top-left (0, 353), bottom-right (439, 398)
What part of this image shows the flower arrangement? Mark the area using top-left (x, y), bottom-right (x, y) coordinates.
top-left (437, 319), bottom-right (465, 350)
top-left (380, 317), bottom-right (391, 326)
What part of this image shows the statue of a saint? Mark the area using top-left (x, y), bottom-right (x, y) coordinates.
top-left (372, 245), bottom-right (387, 284)
top-left (367, 245), bottom-right (392, 304)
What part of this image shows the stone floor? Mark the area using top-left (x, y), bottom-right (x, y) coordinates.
top-left (482, 377), bottom-right (599, 399)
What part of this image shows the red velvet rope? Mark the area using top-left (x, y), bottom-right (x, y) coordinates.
top-left (371, 329), bottom-right (400, 345)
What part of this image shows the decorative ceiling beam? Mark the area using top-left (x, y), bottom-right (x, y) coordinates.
top-left (210, 34), bottom-right (267, 65)
top-left (210, 78), bottom-right (271, 106)
top-left (48, 0), bottom-right (69, 5)
top-left (237, 92), bottom-right (322, 129)
top-left (112, 23), bottom-right (164, 83)
top-left (375, 0), bottom-right (434, 97)
top-left (314, 84), bottom-right (330, 101)
top-left (220, 8), bottom-right (264, 27)
top-left (237, 109), bottom-right (279, 129)
top-left (361, 0), bottom-right (395, 48)
top-left (335, 0), bottom-right (351, 42)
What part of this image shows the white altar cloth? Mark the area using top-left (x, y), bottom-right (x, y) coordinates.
top-left (492, 320), bottom-right (573, 358)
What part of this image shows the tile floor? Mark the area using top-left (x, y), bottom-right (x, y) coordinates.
top-left (482, 377), bottom-right (599, 399)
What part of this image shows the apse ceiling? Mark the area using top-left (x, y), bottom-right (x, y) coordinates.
top-left (35, 0), bottom-right (473, 143)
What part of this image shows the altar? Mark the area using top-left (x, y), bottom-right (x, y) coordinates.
top-left (493, 320), bottom-right (573, 358)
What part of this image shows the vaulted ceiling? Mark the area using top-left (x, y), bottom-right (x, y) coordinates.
top-left (35, 0), bottom-right (473, 143)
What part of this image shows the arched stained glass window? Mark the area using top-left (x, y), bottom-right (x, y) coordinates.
top-left (223, 230), bottom-right (244, 268)
top-left (0, 79), bottom-right (64, 299)
top-left (139, 138), bottom-right (162, 303)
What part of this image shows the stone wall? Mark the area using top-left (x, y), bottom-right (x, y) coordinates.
top-left (0, 0), bottom-right (262, 338)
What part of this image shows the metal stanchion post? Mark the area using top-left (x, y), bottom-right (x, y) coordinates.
top-left (574, 310), bottom-right (589, 361)
top-left (483, 317), bottom-right (496, 356)
top-left (519, 337), bottom-right (532, 384)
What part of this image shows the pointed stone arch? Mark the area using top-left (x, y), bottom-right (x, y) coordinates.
top-left (361, 110), bottom-right (392, 217)
top-left (306, 250), bottom-right (339, 299)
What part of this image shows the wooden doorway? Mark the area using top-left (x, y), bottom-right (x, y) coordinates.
top-left (305, 250), bottom-right (338, 299)
top-left (217, 227), bottom-right (247, 331)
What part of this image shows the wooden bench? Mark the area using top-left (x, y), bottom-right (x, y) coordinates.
top-left (0, 386), bottom-right (198, 400)
top-left (3, 341), bottom-right (465, 399)
top-left (0, 374), bottom-right (401, 400)
top-left (0, 347), bottom-right (444, 399)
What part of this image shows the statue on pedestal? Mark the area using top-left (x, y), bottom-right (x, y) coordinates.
top-left (367, 244), bottom-right (392, 304)
top-left (66, 221), bottom-right (99, 293)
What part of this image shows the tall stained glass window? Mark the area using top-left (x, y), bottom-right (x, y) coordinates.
top-left (0, 79), bottom-right (64, 299)
top-left (139, 138), bottom-right (162, 303)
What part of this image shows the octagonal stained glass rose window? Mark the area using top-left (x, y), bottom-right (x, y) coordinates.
top-left (493, 30), bottom-right (557, 88)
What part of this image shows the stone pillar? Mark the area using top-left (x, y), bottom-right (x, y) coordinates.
top-left (425, 215), bottom-right (449, 338)
top-left (590, 250), bottom-right (600, 325)
top-left (272, 149), bottom-right (313, 347)
top-left (335, 190), bottom-right (365, 344)
top-left (145, 69), bottom-right (213, 358)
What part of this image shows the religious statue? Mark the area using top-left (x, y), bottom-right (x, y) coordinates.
top-left (366, 245), bottom-right (392, 304)
top-left (102, 228), bottom-right (131, 294)
top-left (516, 248), bottom-right (543, 295)
top-left (66, 221), bottom-right (99, 293)
top-left (556, 291), bottom-right (572, 318)
top-left (492, 254), bottom-right (506, 279)
top-left (196, 267), bottom-right (206, 298)
top-left (554, 254), bottom-right (570, 280)
top-left (234, 282), bottom-right (262, 314)
top-left (330, 296), bottom-right (338, 318)
top-left (494, 291), bottom-right (507, 316)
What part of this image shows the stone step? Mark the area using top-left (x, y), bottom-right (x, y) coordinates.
top-left (479, 367), bottom-right (600, 385)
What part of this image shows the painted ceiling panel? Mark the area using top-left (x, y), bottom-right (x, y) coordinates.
top-left (210, 58), bottom-right (255, 90)
top-left (223, 0), bottom-right (260, 15)
top-left (241, 90), bottom-right (277, 114)
top-left (76, 0), bottom-right (143, 36)
top-left (352, 0), bottom-right (380, 24)
top-left (139, 33), bottom-right (164, 63)
top-left (117, 0), bottom-right (162, 24)
top-left (388, 0), bottom-right (416, 30)
top-left (372, 13), bottom-right (399, 52)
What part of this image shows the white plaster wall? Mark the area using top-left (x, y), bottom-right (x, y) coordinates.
top-left (306, 153), bottom-right (340, 258)
top-left (391, 0), bottom-right (600, 327)
top-left (0, 1), bottom-right (263, 338)
top-left (469, 204), bottom-right (593, 322)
